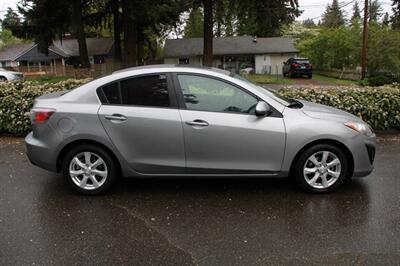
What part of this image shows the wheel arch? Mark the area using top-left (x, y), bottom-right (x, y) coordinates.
top-left (289, 138), bottom-right (354, 178)
top-left (56, 139), bottom-right (122, 175)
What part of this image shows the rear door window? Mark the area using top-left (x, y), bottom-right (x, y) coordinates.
top-left (120, 74), bottom-right (170, 107)
top-left (98, 74), bottom-right (171, 107)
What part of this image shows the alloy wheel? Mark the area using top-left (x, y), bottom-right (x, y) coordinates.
top-left (69, 152), bottom-right (108, 190)
top-left (303, 151), bottom-right (342, 189)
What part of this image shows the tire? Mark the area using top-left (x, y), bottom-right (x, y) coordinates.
top-left (293, 144), bottom-right (348, 193)
top-left (308, 74), bottom-right (313, 79)
top-left (62, 144), bottom-right (118, 195)
top-left (0, 76), bottom-right (7, 82)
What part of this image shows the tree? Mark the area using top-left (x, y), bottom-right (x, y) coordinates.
top-left (392, 0), bottom-right (400, 29)
top-left (0, 29), bottom-right (25, 48)
top-left (236, 0), bottom-right (301, 37)
top-left (321, 0), bottom-right (345, 28)
top-left (70, 0), bottom-right (90, 67)
top-left (10, 0), bottom-right (91, 68)
top-left (382, 12), bottom-right (390, 26)
top-left (184, 7), bottom-right (204, 37)
top-left (1, 8), bottom-right (22, 30)
top-left (302, 18), bottom-right (316, 28)
top-left (369, 0), bottom-right (383, 22)
top-left (203, 0), bottom-right (213, 66)
top-left (351, 1), bottom-right (361, 22)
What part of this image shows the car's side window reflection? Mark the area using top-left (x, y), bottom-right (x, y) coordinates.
top-left (177, 75), bottom-right (258, 114)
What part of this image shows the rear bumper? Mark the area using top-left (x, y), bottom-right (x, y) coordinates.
top-left (291, 69), bottom-right (312, 75)
top-left (25, 132), bottom-right (58, 172)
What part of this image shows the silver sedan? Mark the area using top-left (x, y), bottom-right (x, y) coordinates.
top-left (25, 65), bottom-right (376, 194)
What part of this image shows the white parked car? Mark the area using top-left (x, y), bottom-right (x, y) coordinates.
top-left (0, 68), bottom-right (24, 81)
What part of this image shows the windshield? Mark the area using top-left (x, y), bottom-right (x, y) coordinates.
top-left (232, 74), bottom-right (292, 106)
top-left (294, 59), bottom-right (310, 64)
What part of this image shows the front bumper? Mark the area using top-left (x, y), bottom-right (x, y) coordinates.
top-left (348, 134), bottom-right (377, 178)
top-left (25, 132), bottom-right (58, 172)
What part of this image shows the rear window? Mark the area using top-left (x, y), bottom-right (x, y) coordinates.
top-left (101, 82), bottom-right (121, 104)
top-left (294, 59), bottom-right (310, 64)
top-left (98, 74), bottom-right (170, 107)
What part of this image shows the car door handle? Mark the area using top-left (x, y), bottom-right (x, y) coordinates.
top-left (105, 114), bottom-right (127, 121)
top-left (185, 119), bottom-right (209, 127)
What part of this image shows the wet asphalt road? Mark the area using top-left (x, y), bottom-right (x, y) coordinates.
top-left (0, 137), bottom-right (399, 266)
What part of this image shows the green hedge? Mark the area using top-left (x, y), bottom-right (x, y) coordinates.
top-left (0, 80), bottom-right (399, 134)
top-left (0, 79), bottom-right (91, 134)
top-left (278, 85), bottom-right (400, 130)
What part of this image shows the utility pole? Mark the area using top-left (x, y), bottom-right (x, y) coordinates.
top-left (361, 0), bottom-right (369, 80)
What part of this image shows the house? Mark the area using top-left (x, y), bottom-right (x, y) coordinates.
top-left (164, 36), bottom-right (298, 75)
top-left (0, 37), bottom-right (115, 75)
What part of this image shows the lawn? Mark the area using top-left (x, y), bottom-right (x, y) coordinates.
top-left (242, 74), bottom-right (294, 85)
top-left (312, 74), bottom-right (358, 86)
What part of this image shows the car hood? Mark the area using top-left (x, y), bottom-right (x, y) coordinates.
top-left (298, 99), bottom-right (362, 122)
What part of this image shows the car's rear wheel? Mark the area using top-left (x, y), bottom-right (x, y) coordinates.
top-left (0, 76), bottom-right (7, 82)
top-left (62, 144), bottom-right (118, 195)
top-left (294, 144), bottom-right (348, 193)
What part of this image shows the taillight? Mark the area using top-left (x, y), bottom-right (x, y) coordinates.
top-left (30, 108), bottom-right (56, 124)
top-left (291, 63), bottom-right (300, 68)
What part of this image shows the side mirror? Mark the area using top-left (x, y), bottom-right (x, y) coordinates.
top-left (283, 62), bottom-right (287, 65)
top-left (255, 101), bottom-right (271, 117)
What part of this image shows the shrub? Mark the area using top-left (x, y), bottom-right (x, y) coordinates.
top-left (0, 79), bottom-right (91, 134)
top-left (278, 85), bottom-right (400, 130)
top-left (359, 75), bottom-right (400, 87)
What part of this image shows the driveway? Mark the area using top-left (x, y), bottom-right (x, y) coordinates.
top-left (0, 137), bottom-right (400, 265)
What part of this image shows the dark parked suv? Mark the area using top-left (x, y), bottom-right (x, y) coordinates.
top-left (283, 58), bottom-right (313, 79)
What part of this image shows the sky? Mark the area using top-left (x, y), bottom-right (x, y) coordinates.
top-left (0, 0), bottom-right (395, 22)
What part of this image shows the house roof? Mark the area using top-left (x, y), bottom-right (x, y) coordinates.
top-left (0, 37), bottom-right (114, 62)
top-left (53, 37), bottom-right (114, 57)
top-left (164, 36), bottom-right (298, 57)
top-left (0, 43), bottom-right (35, 61)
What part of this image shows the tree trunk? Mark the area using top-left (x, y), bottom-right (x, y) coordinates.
top-left (112, 0), bottom-right (122, 61)
top-left (137, 27), bottom-right (144, 65)
top-left (203, 0), bottom-right (213, 67)
top-left (122, 0), bottom-right (137, 67)
top-left (71, 0), bottom-right (90, 68)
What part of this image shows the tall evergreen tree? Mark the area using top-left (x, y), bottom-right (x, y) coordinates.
top-left (382, 12), bottom-right (390, 26)
top-left (369, 0), bottom-right (383, 22)
top-left (184, 7), bottom-right (204, 38)
top-left (392, 0), bottom-right (400, 29)
top-left (10, 0), bottom-right (91, 68)
top-left (321, 0), bottom-right (345, 28)
top-left (351, 1), bottom-right (361, 22)
top-left (236, 0), bottom-right (301, 37)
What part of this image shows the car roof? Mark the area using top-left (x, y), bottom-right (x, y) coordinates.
top-left (113, 64), bottom-right (232, 76)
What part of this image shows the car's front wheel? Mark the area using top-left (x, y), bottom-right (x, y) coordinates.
top-left (62, 144), bottom-right (118, 195)
top-left (294, 144), bottom-right (348, 193)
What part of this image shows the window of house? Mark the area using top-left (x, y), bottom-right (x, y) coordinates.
top-left (177, 75), bottom-right (258, 114)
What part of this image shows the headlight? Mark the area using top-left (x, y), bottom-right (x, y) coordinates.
top-left (344, 121), bottom-right (373, 136)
